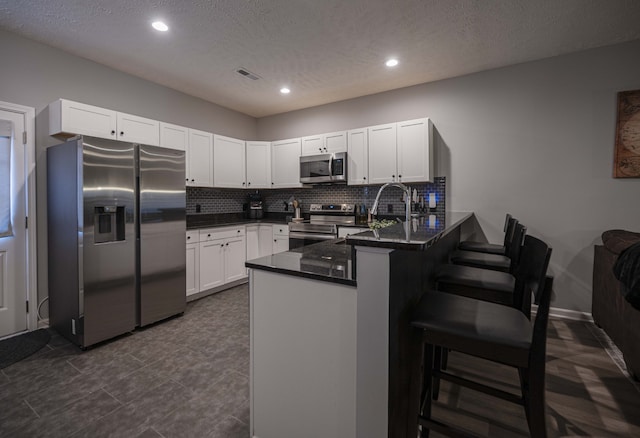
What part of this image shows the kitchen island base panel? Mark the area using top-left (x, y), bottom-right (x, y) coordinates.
top-left (250, 269), bottom-right (357, 438)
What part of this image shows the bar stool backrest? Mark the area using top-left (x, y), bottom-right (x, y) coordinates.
top-left (513, 235), bottom-right (552, 318)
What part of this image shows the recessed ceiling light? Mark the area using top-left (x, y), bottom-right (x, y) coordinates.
top-left (280, 87), bottom-right (291, 94)
top-left (152, 21), bottom-right (169, 32)
top-left (385, 59), bottom-right (399, 67)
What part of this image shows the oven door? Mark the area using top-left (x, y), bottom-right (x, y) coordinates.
top-left (289, 232), bottom-right (337, 249)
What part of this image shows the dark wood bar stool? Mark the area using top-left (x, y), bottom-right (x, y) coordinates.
top-left (410, 236), bottom-right (552, 437)
top-left (457, 213), bottom-right (515, 255)
top-left (434, 223), bottom-right (528, 312)
top-left (450, 223), bottom-right (526, 273)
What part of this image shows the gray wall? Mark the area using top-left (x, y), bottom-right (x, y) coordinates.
top-left (257, 39), bottom-right (640, 313)
top-left (0, 29), bottom-right (257, 314)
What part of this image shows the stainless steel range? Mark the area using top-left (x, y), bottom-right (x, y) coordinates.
top-left (288, 204), bottom-right (356, 249)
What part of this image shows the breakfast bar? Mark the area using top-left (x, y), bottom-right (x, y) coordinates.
top-left (247, 211), bottom-right (474, 438)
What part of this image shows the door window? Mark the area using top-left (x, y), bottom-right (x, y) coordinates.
top-left (0, 120), bottom-right (12, 238)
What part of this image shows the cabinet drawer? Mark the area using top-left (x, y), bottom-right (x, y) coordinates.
top-left (272, 224), bottom-right (289, 236)
top-left (186, 230), bottom-right (199, 244)
top-left (200, 226), bottom-right (246, 241)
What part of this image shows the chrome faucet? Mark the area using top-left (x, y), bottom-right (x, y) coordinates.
top-left (371, 182), bottom-right (411, 224)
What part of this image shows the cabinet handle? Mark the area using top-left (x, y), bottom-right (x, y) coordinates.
top-left (271, 182), bottom-right (274, 185)
top-left (221, 244), bottom-right (224, 247)
top-left (363, 176), bottom-right (366, 180)
top-left (191, 179), bottom-right (195, 182)
top-left (392, 175), bottom-right (395, 178)
top-left (111, 130), bottom-right (115, 135)
top-left (274, 239), bottom-right (277, 242)
top-left (120, 131), bottom-right (124, 136)
top-left (185, 178), bottom-right (189, 181)
top-left (207, 234), bottom-right (211, 237)
top-left (237, 230), bottom-right (241, 233)
top-left (242, 182), bottom-right (245, 185)
top-left (248, 182), bottom-right (251, 186)
top-left (187, 236), bottom-right (191, 240)
top-left (398, 175), bottom-right (402, 178)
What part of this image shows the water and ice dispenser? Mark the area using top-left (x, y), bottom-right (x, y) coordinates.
top-left (93, 205), bottom-right (125, 243)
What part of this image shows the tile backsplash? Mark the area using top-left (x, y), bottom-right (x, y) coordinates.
top-left (187, 177), bottom-right (446, 216)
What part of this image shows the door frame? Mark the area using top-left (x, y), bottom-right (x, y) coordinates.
top-left (0, 100), bottom-right (37, 334)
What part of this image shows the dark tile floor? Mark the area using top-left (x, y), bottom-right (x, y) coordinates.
top-left (2, 285), bottom-right (640, 437)
top-left (0, 285), bottom-right (250, 438)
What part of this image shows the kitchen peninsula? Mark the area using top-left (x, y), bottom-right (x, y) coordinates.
top-left (246, 211), bottom-right (474, 438)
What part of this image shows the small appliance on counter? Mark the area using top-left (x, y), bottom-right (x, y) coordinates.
top-left (247, 192), bottom-right (264, 219)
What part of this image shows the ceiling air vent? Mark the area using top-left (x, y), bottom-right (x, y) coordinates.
top-left (236, 67), bottom-right (261, 81)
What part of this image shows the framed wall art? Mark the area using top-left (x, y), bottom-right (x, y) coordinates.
top-left (614, 89), bottom-right (640, 178)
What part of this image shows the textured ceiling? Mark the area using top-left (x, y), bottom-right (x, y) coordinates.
top-left (2, 0), bottom-right (640, 117)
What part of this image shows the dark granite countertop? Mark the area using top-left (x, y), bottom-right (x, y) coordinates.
top-left (345, 211), bottom-right (473, 251)
top-left (187, 213), bottom-right (290, 230)
top-left (245, 239), bottom-right (355, 286)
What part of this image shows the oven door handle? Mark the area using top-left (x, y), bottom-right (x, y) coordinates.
top-left (289, 233), bottom-right (337, 241)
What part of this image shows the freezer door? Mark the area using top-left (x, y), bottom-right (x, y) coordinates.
top-left (81, 137), bottom-right (137, 347)
top-left (138, 144), bottom-right (186, 326)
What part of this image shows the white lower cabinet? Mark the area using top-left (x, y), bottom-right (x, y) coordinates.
top-left (272, 224), bottom-right (289, 254)
top-left (186, 230), bottom-right (200, 297)
top-left (247, 225), bottom-right (273, 262)
top-left (198, 226), bottom-right (247, 293)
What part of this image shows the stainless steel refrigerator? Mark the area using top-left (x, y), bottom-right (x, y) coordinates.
top-left (47, 136), bottom-right (186, 348)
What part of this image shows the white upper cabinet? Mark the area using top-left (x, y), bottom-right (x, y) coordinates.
top-left (301, 131), bottom-right (347, 156)
top-left (368, 123), bottom-right (397, 184)
top-left (49, 99), bottom-right (160, 146)
top-left (214, 134), bottom-right (246, 188)
top-left (246, 141), bottom-right (271, 189)
top-left (367, 119), bottom-right (434, 184)
top-left (116, 112), bottom-right (160, 146)
top-left (323, 131), bottom-right (348, 154)
top-left (187, 129), bottom-right (213, 187)
top-left (396, 118), bottom-right (433, 183)
top-left (271, 138), bottom-right (302, 188)
top-left (49, 99), bottom-right (117, 139)
top-left (301, 135), bottom-right (324, 156)
top-left (159, 122), bottom-right (188, 151)
top-left (347, 128), bottom-right (368, 185)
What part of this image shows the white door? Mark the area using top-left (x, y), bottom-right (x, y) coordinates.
top-left (397, 118), bottom-right (433, 183)
top-left (186, 243), bottom-right (199, 297)
top-left (271, 138), bottom-right (302, 188)
top-left (0, 107), bottom-right (28, 338)
top-left (347, 128), bottom-right (368, 185)
top-left (199, 239), bottom-right (225, 290)
top-left (187, 129), bottom-right (213, 187)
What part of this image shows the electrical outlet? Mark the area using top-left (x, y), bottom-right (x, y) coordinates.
top-left (387, 204), bottom-right (393, 213)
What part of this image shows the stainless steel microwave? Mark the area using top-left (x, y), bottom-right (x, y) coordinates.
top-left (299, 152), bottom-right (347, 184)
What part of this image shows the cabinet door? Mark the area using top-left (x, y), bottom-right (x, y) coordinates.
top-left (347, 128), bottom-right (368, 185)
top-left (187, 129), bottom-right (213, 187)
top-left (246, 142), bottom-right (271, 189)
top-left (199, 239), bottom-right (225, 290)
top-left (271, 138), bottom-right (302, 188)
top-left (273, 236), bottom-right (289, 254)
top-left (225, 236), bottom-right (247, 283)
top-left (214, 135), bottom-right (246, 188)
top-left (186, 243), bottom-right (200, 296)
top-left (301, 135), bottom-right (324, 156)
top-left (258, 225), bottom-right (273, 257)
top-left (246, 226), bottom-right (260, 262)
top-left (368, 123), bottom-right (397, 184)
top-left (397, 118), bottom-right (433, 183)
top-left (49, 99), bottom-right (117, 138)
top-left (324, 131), bottom-right (347, 154)
top-left (116, 112), bottom-right (160, 146)
top-left (160, 122), bottom-right (188, 151)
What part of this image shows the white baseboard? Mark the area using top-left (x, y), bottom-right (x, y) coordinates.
top-left (532, 304), bottom-right (593, 322)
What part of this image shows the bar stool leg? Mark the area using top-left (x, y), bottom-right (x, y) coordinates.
top-left (419, 343), bottom-right (435, 438)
